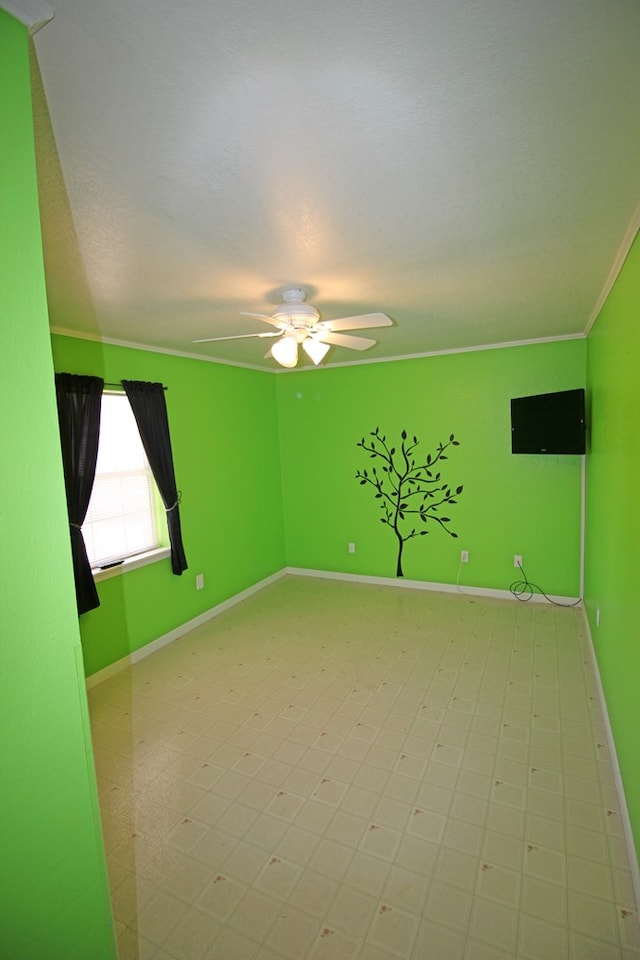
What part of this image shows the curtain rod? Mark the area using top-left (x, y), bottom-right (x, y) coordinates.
top-left (104, 381), bottom-right (167, 390)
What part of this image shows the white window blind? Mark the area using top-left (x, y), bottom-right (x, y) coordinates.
top-left (82, 393), bottom-right (160, 568)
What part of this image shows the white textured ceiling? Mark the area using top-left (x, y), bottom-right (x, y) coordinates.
top-left (28, 0), bottom-right (640, 370)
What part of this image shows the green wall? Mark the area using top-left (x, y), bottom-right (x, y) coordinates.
top-left (51, 335), bottom-right (286, 676)
top-left (585, 229), bottom-right (640, 860)
top-left (0, 14), bottom-right (116, 959)
top-left (276, 339), bottom-right (586, 594)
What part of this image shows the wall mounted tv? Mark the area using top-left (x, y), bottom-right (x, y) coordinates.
top-left (511, 388), bottom-right (586, 455)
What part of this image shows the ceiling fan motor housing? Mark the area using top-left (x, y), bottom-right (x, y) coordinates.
top-left (273, 288), bottom-right (320, 329)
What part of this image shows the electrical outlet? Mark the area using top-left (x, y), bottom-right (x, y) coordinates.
top-left (196, 574), bottom-right (204, 590)
top-left (460, 550), bottom-right (469, 563)
top-left (348, 542), bottom-right (356, 554)
top-left (514, 555), bottom-right (523, 569)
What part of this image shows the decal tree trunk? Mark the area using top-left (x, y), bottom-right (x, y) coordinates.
top-left (395, 529), bottom-right (405, 577)
top-left (356, 427), bottom-right (463, 578)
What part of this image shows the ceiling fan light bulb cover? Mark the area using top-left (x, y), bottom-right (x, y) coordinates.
top-left (302, 338), bottom-right (330, 365)
top-left (271, 335), bottom-right (298, 368)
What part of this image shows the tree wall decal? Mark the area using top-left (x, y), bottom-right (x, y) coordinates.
top-left (356, 427), bottom-right (463, 577)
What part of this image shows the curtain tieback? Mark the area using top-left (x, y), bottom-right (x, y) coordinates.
top-left (166, 491), bottom-right (182, 513)
top-left (70, 522), bottom-right (83, 529)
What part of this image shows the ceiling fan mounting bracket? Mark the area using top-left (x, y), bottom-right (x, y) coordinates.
top-left (280, 287), bottom-right (307, 304)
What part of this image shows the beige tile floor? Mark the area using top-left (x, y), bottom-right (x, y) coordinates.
top-left (88, 575), bottom-right (640, 960)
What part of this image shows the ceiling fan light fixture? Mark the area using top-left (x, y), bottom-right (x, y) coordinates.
top-left (195, 287), bottom-right (392, 366)
top-left (302, 337), bottom-right (330, 365)
top-left (271, 335), bottom-right (299, 368)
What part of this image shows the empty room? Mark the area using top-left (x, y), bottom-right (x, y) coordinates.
top-left (2, 2), bottom-right (639, 959)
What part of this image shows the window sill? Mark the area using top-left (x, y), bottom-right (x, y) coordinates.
top-left (92, 547), bottom-right (171, 582)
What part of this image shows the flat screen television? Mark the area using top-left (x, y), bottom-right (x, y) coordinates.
top-left (511, 388), bottom-right (585, 455)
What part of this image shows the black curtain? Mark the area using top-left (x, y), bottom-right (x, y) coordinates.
top-left (55, 373), bottom-right (104, 615)
top-left (122, 380), bottom-right (188, 575)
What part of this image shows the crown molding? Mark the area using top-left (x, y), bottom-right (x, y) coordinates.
top-left (586, 202), bottom-right (640, 336)
top-left (51, 324), bottom-right (587, 376)
top-left (49, 326), bottom-right (271, 373)
top-left (273, 332), bottom-right (587, 373)
top-left (1, 1), bottom-right (53, 33)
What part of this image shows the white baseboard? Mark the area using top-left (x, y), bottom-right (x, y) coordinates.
top-left (582, 609), bottom-right (640, 911)
top-left (286, 566), bottom-right (580, 606)
top-left (85, 569), bottom-right (287, 688)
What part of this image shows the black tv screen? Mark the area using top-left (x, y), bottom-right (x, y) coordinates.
top-left (511, 388), bottom-right (585, 455)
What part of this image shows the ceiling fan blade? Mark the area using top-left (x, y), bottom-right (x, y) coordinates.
top-left (240, 312), bottom-right (287, 330)
top-left (193, 331), bottom-right (281, 343)
top-left (316, 331), bottom-right (377, 351)
top-left (324, 312), bottom-right (392, 332)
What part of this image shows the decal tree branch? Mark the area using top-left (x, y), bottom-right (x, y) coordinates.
top-left (356, 427), bottom-right (463, 577)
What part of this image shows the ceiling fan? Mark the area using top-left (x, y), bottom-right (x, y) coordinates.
top-left (193, 287), bottom-right (392, 368)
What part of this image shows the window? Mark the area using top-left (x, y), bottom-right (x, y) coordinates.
top-left (82, 393), bottom-right (163, 568)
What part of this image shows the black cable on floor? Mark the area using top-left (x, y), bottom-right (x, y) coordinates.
top-left (510, 560), bottom-right (582, 607)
